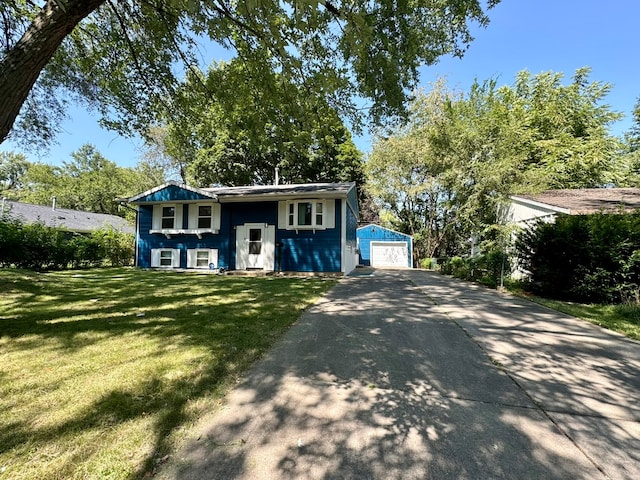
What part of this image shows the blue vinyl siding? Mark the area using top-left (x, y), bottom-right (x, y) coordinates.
top-left (137, 204), bottom-right (230, 269)
top-left (346, 203), bottom-right (357, 250)
top-left (357, 225), bottom-right (412, 267)
top-left (276, 199), bottom-right (342, 272)
top-left (134, 186), bottom-right (352, 272)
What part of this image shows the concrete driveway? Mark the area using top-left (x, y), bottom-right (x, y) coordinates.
top-left (158, 270), bottom-right (640, 479)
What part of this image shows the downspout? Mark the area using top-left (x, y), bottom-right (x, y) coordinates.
top-left (119, 201), bottom-right (139, 267)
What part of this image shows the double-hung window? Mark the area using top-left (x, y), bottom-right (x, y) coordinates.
top-left (151, 248), bottom-right (180, 268)
top-left (187, 248), bottom-right (219, 269)
top-left (197, 205), bottom-right (212, 229)
top-left (287, 200), bottom-right (325, 229)
top-left (161, 206), bottom-right (176, 229)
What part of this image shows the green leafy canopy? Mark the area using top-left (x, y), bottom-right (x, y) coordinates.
top-left (1, 0), bottom-right (500, 148)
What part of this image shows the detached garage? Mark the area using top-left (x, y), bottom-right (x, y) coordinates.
top-left (357, 224), bottom-right (413, 268)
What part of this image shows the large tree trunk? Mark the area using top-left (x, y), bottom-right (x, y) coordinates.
top-left (0, 0), bottom-right (105, 144)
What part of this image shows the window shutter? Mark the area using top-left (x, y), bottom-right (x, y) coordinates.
top-left (212, 203), bottom-right (221, 230)
top-left (151, 249), bottom-right (160, 267)
top-left (187, 249), bottom-right (196, 268)
top-left (325, 200), bottom-right (335, 229)
top-left (172, 249), bottom-right (181, 268)
top-left (278, 201), bottom-right (287, 229)
top-left (152, 205), bottom-right (161, 230)
top-left (188, 204), bottom-right (197, 229)
top-left (175, 205), bottom-right (183, 230)
top-left (235, 225), bottom-right (247, 270)
top-left (209, 249), bottom-right (219, 268)
top-left (263, 225), bottom-right (275, 271)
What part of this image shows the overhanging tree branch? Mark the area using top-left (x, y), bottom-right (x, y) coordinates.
top-left (0, 0), bottom-right (105, 144)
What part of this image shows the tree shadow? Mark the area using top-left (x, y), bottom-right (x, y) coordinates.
top-left (159, 271), bottom-right (622, 479)
top-left (0, 268), bottom-right (334, 479)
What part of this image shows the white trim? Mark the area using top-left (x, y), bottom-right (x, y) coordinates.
top-left (187, 202), bottom-right (221, 232)
top-left (284, 199), bottom-right (328, 230)
top-left (341, 199), bottom-right (347, 273)
top-left (125, 181), bottom-right (218, 203)
top-left (187, 248), bottom-right (219, 269)
top-left (151, 248), bottom-right (181, 268)
top-left (509, 196), bottom-right (571, 215)
top-left (235, 223), bottom-right (275, 271)
top-left (150, 228), bottom-right (219, 239)
top-left (370, 241), bottom-right (410, 268)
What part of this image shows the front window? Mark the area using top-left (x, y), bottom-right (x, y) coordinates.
top-left (297, 202), bottom-right (312, 226)
top-left (196, 250), bottom-right (210, 267)
top-left (159, 250), bottom-right (173, 267)
top-left (288, 200), bottom-right (324, 228)
top-left (161, 206), bottom-right (175, 229)
top-left (197, 205), bottom-right (212, 229)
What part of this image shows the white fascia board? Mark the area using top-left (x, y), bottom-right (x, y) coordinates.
top-left (217, 192), bottom-right (347, 203)
top-left (124, 181), bottom-right (218, 204)
top-left (509, 196), bottom-right (571, 215)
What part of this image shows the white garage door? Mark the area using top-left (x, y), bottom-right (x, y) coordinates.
top-left (371, 241), bottom-right (409, 268)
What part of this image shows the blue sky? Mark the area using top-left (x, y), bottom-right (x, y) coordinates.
top-left (2, 0), bottom-right (639, 168)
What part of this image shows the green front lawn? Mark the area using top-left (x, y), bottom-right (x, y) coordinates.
top-left (0, 268), bottom-right (335, 480)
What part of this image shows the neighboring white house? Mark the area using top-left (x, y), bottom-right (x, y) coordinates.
top-left (500, 188), bottom-right (640, 279)
top-left (501, 188), bottom-right (640, 227)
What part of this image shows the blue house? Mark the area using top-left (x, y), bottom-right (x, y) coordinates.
top-left (356, 224), bottom-right (413, 268)
top-left (122, 182), bottom-right (359, 274)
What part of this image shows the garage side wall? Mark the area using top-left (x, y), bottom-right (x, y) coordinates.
top-left (356, 225), bottom-right (413, 268)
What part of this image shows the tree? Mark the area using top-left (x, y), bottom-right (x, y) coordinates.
top-left (165, 59), bottom-right (365, 187)
top-left (367, 69), bottom-right (624, 264)
top-left (1, 1), bottom-right (500, 147)
top-left (0, 151), bottom-right (31, 197)
top-left (621, 97), bottom-right (640, 186)
top-left (19, 144), bottom-right (163, 216)
top-left (366, 81), bottom-right (463, 262)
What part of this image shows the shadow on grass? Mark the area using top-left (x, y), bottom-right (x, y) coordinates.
top-left (0, 268), bottom-right (335, 479)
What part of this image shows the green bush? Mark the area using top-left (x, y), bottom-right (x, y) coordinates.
top-left (0, 215), bottom-right (134, 270)
top-left (516, 213), bottom-right (640, 304)
top-left (440, 248), bottom-right (510, 289)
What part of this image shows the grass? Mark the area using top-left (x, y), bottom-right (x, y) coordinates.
top-left (0, 268), bottom-right (336, 480)
top-left (509, 287), bottom-right (640, 341)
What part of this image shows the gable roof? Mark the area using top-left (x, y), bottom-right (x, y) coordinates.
top-left (123, 181), bottom-right (356, 203)
top-left (1, 200), bottom-right (133, 234)
top-left (357, 224), bottom-right (413, 239)
top-left (511, 188), bottom-right (640, 215)
top-left (123, 181), bottom-right (218, 203)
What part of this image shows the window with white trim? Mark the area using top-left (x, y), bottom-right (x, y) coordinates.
top-left (197, 205), bottom-right (212, 229)
top-left (287, 200), bottom-right (325, 228)
top-left (187, 248), bottom-right (219, 269)
top-left (151, 248), bottom-right (180, 268)
top-left (161, 206), bottom-right (176, 229)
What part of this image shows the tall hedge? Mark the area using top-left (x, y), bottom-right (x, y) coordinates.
top-left (516, 213), bottom-right (640, 304)
top-left (0, 215), bottom-right (134, 270)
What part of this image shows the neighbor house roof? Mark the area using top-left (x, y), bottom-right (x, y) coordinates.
top-left (511, 188), bottom-right (640, 215)
top-left (0, 200), bottom-right (134, 234)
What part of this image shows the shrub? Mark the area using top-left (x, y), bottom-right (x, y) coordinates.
top-left (516, 213), bottom-right (640, 304)
top-left (0, 215), bottom-right (134, 270)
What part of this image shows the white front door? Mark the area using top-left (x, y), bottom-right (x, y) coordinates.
top-left (236, 223), bottom-right (275, 271)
